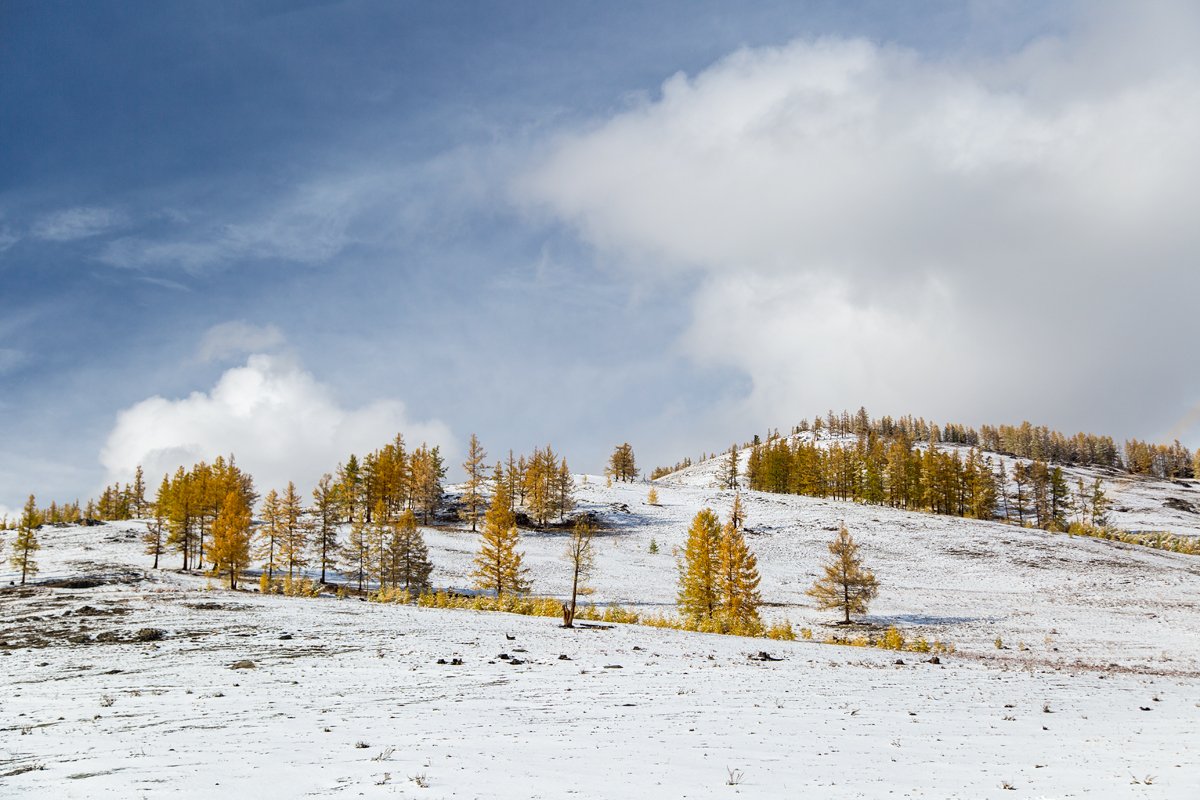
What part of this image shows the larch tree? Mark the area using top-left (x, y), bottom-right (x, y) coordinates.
top-left (647, 487), bottom-right (659, 505)
top-left (345, 517), bottom-right (370, 592)
top-left (562, 517), bottom-right (596, 628)
top-left (460, 434), bottom-right (488, 532)
top-left (807, 525), bottom-right (878, 624)
top-left (311, 474), bottom-right (341, 584)
top-left (717, 520), bottom-right (761, 628)
top-left (607, 443), bottom-right (638, 483)
top-left (677, 508), bottom-right (722, 621)
top-left (472, 489), bottom-right (529, 597)
top-left (391, 509), bottom-right (433, 592)
top-left (555, 458), bottom-right (575, 522)
top-left (723, 444), bottom-right (739, 489)
top-left (729, 492), bottom-right (746, 531)
top-left (257, 489), bottom-right (283, 582)
top-left (279, 481), bottom-right (307, 580)
top-left (210, 491), bottom-right (253, 590)
top-left (142, 476), bottom-right (169, 569)
top-left (11, 494), bottom-right (41, 585)
top-left (131, 465), bottom-right (147, 517)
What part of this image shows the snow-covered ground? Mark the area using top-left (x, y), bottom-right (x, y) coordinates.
top-left (2, 473), bottom-right (1199, 797)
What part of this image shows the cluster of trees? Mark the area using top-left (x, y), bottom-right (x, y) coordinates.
top-left (742, 432), bottom-right (1111, 533)
top-left (332, 436), bottom-right (446, 525)
top-left (676, 499), bottom-right (762, 631)
top-left (675, 497), bottom-right (879, 628)
top-left (1122, 438), bottom-right (1196, 479)
top-left (650, 457), bottom-right (692, 481)
top-left (492, 445), bottom-right (576, 527)
top-left (607, 443), bottom-right (638, 483)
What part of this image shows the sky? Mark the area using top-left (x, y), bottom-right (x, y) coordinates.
top-left (2, 0), bottom-right (1199, 515)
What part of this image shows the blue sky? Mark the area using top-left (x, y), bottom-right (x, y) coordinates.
top-left (2, 1), bottom-right (1198, 512)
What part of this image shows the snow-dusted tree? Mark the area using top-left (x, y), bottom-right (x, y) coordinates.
top-left (131, 465), bottom-right (147, 517)
top-left (807, 525), bottom-right (877, 624)
top-left (390, 509), bottom-right (433, 592)
top-left (460, 434), bottom-right (488, 532)
top-left (729, 493), bottom-right (746, 531)
top-left (555, 458), bottom-right (575, 522)
top-left (410, 444), bottom-right (446, 523)
top-left (257, 489), bottom-right (283, 582)
top-left (607, 443), bottom-right (638, 483)
top-left (210, 491), bottom-right (253, 589)
top-left (646, 487), bottom-right (659, 505)
top-left (723, 444), bottom-right (739, 489)
top-left (717, 521), bottom-right (761, 628)
top-left (562, 517), bottom-right (596, 627)
top-left (142, 476), bottom-right (169, 569)
top-left (677, 508), bottom-right (722, 621)
top-left (311, 473), bottom-right (341, 584)
top-left (11, 494), bottom-right (41, 585)
top-left (345, 517), bottom-right (370, 591)
top-left (472, 489), bottom-right (528, 596)
top-left (279, 481), bottom-right (307, 580)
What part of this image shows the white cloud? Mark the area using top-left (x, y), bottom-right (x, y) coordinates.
top-left (32, 206), bottom-right (126, 241)
top-left (100, 354), bottom-right (453, 498)
top-left (197, 321), bottom-right (286, 363)
top-left (519, 4), bottom-right (1200, 434)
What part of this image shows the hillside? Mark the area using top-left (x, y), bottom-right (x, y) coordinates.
top-left (2, 475), bottom-right (1199, 797)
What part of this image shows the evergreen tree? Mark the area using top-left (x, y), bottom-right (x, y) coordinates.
top-left (410, 444), bottom-right (446, 523)
top-left (337, 454), bottom-right (362, 523)
top-left (311, 473), bottom-right (341, 584)
top-left (1089, 478), bottom-right (1111, 527)
top-left (607, 443), bottom-right (638, 483)
top-left (257, 489), bottom-right (283, 582)
top-left (210, 491), bottom-right (253, 589)
top-left (345, 517), bottom-right (370, 592)
top-left (11, 494), bottom-right (41, 585)
top-left (391, 509), bottom-right (433, 592)
top-left (279, 481), bottom-right (307, 579)
top-left (562, 517), bottom-right (596, 627)
top-left (460, 433), bottom-right (488, 532)
top-left (723, 444), bottom-right (739, 489)
top-left (807, 525), bottom-right (877, 624)
top-left (143, 476), bottom-right (169, 569)
top-left (717, 520), bottom-right (761, 628)
top-left (472, 489), bottom-right (528, 596)
top-left (677, 508), bottom-right (722, 621)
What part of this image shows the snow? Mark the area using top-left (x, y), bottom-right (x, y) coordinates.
top-left (2, 471), bottom-right (1199, 797)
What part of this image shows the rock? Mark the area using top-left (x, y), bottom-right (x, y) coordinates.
top-left (603, 664), bottom-right (623, 669)
top-left (229, 660), bottom-right (256, 670)
top-left (498, 653), bottom-right (510, 660)
top-left (750, 651), bottom-right (783, 662)
top-left (436, 658), bottom-right (447, 665)
top-left (135, 628), bottom-right (165, 642)
top-left (278, 633), bottom-right (293, 640)
top-left (928, 656), bottom-right (941, 665)
top-left (558, 654), bottom-right (571, 660)
top-left (894, 659), bottom-right (905, 665)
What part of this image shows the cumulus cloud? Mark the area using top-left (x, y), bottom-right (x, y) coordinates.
top-left (32, 206), bottom-right (126, 241)
top-left (100, 354), bottom-right (453, 497)
top-left (519, 3), bottom-right (1200, 437)
top-left (197, 321), bottom-right (286, 363)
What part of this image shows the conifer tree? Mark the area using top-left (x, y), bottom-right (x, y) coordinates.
top-left (279, 481), bottom-right (306, 580)
top-left (1089, 478), bottom-right (1111, 527)
top-left (346, 517), bottom-right (370, 591)
top-left (11, 494), bottom-right (41, 585)
top-left (410, 444), bottom-right (446, 523)
top-left (460, 434), bottom-right (488, 532)
top-left (562, 517), bottom-right (595, 627)
top-left (143, 476), bottom-right (169, 569)
top-left (807, 525), bottom-right (877, 624)
top-left (607, 443), bottom-right (638, 483)
top-left (311, 473), bottom-right (341, 584)
top-left (210, 491), bottom-right (253, 589)
top-left (164, 466), bottom-right (198, 570)
top-left (131, 465), bottom-right (147, 517)
top-left (729, 492), bottom-right (746, 531)
top-left (337, 454), bottom-right (362, 523)
top-left (472, 489), bottom-right (529, 596)
top-left (554, 457), bottom-right (575, 522)
top-left (723, 444), bottom-right (739, 489)
top-left (391, 509), bottom-right (433, 592)
top-left (257, 489), bottom-right (283, 582)
top-left (677, 508), bottom-right (722, 621)
top-left (717, 520), bottom-right (761, 628)
top-left (647, 487), bottom-right (659, 505)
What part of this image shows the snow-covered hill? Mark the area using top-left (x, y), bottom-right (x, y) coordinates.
top-left (2, 476), bottom-right (1199, 797)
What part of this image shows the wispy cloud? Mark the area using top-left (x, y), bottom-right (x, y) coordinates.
top-left (197, 321), bottom-right (285, 363)
top-left (31, 206), bottom-right (127, 241)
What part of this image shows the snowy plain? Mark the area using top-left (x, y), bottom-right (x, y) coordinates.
top-left (2, 458), bottom-right (1199, 798)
